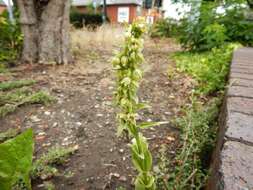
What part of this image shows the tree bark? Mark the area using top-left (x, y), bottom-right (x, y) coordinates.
top-left (17, 0), bottom-right (71, 64)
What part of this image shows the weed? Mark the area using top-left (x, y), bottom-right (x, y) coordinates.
top-left (23, 91), bottom-right (55, 105)
top-left (0, 91), bottom-right (55, 117)
top-left (31, 146), bottom-right (78, 180)
top-left (112, 19), bottom-right (167, 190)
top-left (0, 104), bottom-right (16, 117)
top-left (0, 80), bottom-right (35, 91)
top-left (0, 88), bottom-right (31, 106)
top-left (165, 98), bottom-right (220, 190)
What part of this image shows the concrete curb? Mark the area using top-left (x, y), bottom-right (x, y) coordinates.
top-left (207, 48), bottom-right (253, 190)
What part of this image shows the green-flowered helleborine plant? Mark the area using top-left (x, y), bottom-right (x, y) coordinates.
top-left (112, 19), bottom-right (166, 190)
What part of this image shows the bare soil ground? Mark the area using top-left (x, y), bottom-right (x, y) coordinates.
top-left (0, 35), bottom-right (194, 190)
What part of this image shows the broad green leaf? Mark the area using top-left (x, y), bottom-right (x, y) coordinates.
top-left (0, 128), bottom-right (34, 190)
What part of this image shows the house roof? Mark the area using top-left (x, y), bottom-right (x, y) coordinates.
top-left (72, 0), bottom-right (142, 6)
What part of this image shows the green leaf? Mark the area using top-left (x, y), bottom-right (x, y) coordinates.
top-left (0, 128), bottom-right (34, 190)
top-left (135, 103), bottom-right (150, 111)
top-left (138, 121), bottom-right (168, 129)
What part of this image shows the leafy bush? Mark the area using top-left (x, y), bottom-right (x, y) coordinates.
top-left (0, 10), bottom-right (22, 63)
top-left (177, 2), bottom-right (220, 51)
top-left (219, 6), bottom-right (253, 46)
top-left (0, 129), bottom-right (34, 190)
top-left (70, 8), bottom-right (104, 29)
top-left (176, 2), bottom-right (253, 51)
top-left (150, 18), bottom-right (178, 38)
top-left (201, 23), bottom-right (227, 50)
top-left (172, 43), bottom-right (240, 94)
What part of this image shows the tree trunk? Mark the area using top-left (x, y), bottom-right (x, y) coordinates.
top-left (16, 0), bottom-right (71, 64)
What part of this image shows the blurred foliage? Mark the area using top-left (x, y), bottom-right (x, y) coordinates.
top-left (149, 18), bottom-right (179, 38)
top-left (155, 1), bottom-right (253, 51)
top-left (219, 5), bottom-right (253, 46)
top-left (0, 10), bottom-right (22, 64)
top-left (70, 7), bottom-right (106, 29)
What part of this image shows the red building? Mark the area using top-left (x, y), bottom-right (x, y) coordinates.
top-left (72, 0), bottom-right (142, 24)
top-left (0, 0), bottom-right (6, 14)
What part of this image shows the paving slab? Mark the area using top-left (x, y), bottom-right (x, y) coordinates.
top-left (219, 141), bottom-right (253, 190)
top-left (226, 111), bottom-right (253, 144)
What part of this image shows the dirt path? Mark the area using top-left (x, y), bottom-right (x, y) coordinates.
top-left (0, 39), bottom-right (192, 190)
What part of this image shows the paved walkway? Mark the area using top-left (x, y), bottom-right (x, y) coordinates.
top-left (209, 48), bottom-right (253, 190)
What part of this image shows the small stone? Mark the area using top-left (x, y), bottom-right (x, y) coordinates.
top-left (42, 142), bottom-right (51, 147)
top-left (119, 176), bottom-right (127, 182)
top-left (119, 149), bottom-right (124, 153)
top-left (167, 136), bottom-right (175, 142)
top-left (30, 115), bottom-right (41, 122)
top-left (110, 173), bottom-right (120, 178)
top-left (44, 111), bottom-right (51, 116)
top-left (76, 122), bottom-right (82, 126)
top-left (53, 122), bottom-right (58, 127)
top-left (123, 156), bottom-right (126, 161)
top-left (38, 132), bottom-right (46, 136)
top-left (96, 113), bottom-right (103, 117)
top-left (37, 184), bottom-right (45, 188)
top-left (165, 112), bottom-right (172, 116)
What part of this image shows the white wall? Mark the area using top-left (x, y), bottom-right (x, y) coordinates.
top-left (162, 0), bottom-right (190, 20)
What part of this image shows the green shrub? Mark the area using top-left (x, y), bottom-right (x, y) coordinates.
top-left (0, 10), bottom-right (22, 63)
top-left (177, 2), bottom-right (220, 51)
top-left (201, 23), bottom-right (227, 50)
top-left (219, 6), bottom-right (253, 46)
top-left (150, 18), bottom-right (178, 38)
top-left (176, 2), bottom-right (253, 51)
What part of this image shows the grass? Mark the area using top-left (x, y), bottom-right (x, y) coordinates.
top-left (0, 88), bottom-right (31, 106)
top-left (31, 146), bottom-right (78, 180)
top-left (0, 80), bottom-right (36, 91)
top-left (71, 24), bottom-right (124, 56)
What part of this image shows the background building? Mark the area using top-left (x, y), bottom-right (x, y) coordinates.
top-left (0, 0), bottom-right (6, 14)
top-left (72, 0), bottom-right (142, 24)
